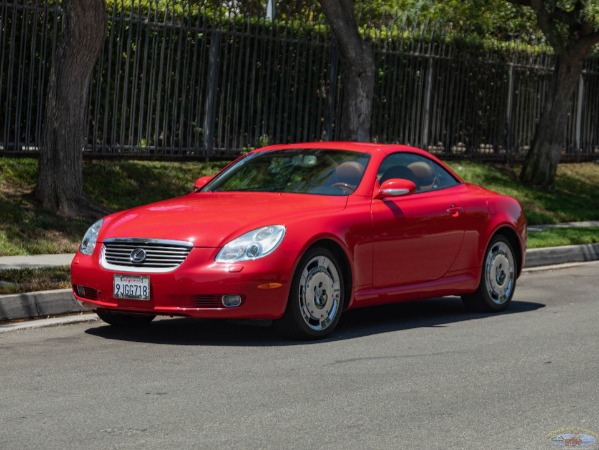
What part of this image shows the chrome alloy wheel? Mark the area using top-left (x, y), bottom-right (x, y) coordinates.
top-left (298, 255), bottom-right (341, 331)
top-left (484, 241), bottom-right (515, 305)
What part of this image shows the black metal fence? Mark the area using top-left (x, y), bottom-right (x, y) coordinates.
top-left (1, 0), bottom-right (599, 161)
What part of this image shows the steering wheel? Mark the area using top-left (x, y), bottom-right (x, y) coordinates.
top-left (331, 182), bottom-right (355, 194)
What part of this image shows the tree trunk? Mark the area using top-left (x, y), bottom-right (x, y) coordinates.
top-left (507, 0), bottom-right (599, 187)
top-left (319, 0), bottom-right (374, 141)
top-left (520, 48), bottom-right (586, 187)
top-left (36, 0), bottom-right (107, 218)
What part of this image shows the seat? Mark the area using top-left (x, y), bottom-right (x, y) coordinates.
top-left (379, 165), bottom-right (417, 184)
top-left (333, 161), bottom-right (365, 193)
top-left (408, 161), bottom-right (435, 191)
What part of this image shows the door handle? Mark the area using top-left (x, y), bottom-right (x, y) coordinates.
top-left (447, 206), bottom-right (464, 217)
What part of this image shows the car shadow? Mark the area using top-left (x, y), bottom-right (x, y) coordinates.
top-left (84, 296), bottom-right (545, 346)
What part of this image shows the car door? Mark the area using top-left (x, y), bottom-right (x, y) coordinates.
top-left (371, 153), bottom-right (465, 288)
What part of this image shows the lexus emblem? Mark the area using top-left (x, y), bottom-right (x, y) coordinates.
top-left (130, 248), bottom-right (147, 264)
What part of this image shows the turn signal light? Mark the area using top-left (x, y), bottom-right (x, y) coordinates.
top-left (257, 283), bottom-right (283, 290)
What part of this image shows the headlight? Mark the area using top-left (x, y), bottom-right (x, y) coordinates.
top-left (80, 219), bottom-right (103, 256)
top-left (216, 225), bottom-right (286, 262)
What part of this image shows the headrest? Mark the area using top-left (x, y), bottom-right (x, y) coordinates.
top-left (408, 161), bottom-right (435, 186)
top-left (380, 165), bottom-right (416, 184)
top-left (335, 161), bottom-right (365, 184)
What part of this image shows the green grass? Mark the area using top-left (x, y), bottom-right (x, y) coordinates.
top-left (82, 159), bottom-right (225, 211)
top-left (0, 158), bottom-right (87, 255)
top-left (0, 158), bottom-right (225, 256)
top-left (449, 162), bottom-right (599, 225)
top-left (527, 227), bottom-right (599, 249)
top-left (0, 157), bottom-right (598, 257)
top-left (0, 266), bottom-right (70, 295)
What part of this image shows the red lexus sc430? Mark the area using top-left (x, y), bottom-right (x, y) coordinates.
top-left (71, 142), bottom-right (526, 339)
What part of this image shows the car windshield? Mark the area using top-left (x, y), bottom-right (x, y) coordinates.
top-left (204, 149), bottom-right (371, 196)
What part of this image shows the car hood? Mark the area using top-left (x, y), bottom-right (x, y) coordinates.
top-left (100, 192), bottom-right (348, 247)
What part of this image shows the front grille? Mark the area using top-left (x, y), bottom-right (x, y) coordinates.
top-left (192, 295), bottom-right (223, 308)
top-left (101, 238), bottom-right (193, 273)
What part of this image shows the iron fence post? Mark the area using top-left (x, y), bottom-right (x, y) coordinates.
top-left (325, 44), bottom-right (338, 141)
top-left (203, 29), bottom-right (220, 160)
top-left (506, 63), bottom-right (515, 163)
top-left (422, 55), bottom-right (434, 150)
top-left (575, 72), bottom-right (584, 161)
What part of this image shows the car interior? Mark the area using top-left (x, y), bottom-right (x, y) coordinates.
top-left (333, 161), bottom-right (366, 192)
top-left (377, 156), bottom-right (441, 193)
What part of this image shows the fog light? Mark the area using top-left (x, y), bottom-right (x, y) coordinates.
top-left (222, 295), bottom-right (242, 308)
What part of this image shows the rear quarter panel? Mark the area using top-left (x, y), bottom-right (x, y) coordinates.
top-left (448, 185), bottom-right (526, 284)
top-left (484, 194), bottom-right (527, 276)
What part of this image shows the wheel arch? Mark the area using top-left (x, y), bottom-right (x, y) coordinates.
top-left (490, 226), bottom-right (524, 278)
top-left (302, 238), bottom-right (354, 311)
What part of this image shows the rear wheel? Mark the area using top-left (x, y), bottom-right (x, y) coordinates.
top-left (275, 247), bottom-right (344, 339)
top-left (96, 309), bottom-right (155, 327)
top-left (462, 235), bottom-right (517, 312)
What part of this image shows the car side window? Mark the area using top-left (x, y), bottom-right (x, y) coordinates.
top-left (377, 153), bottom-right (460, 193)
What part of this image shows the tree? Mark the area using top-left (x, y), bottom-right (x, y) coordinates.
top-left (214, 1), bottom-right (375, 141)
top-left (36, 0), bottom-right (108, 218)
top-left (319, 0), bottom-right (375, 141)
top-left (388, 0), bottom-right (538, 41)
top-left (504, 0), bottom-right (599, 187)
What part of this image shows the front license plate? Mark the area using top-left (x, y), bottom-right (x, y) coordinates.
top-left (113, 275), bottom-right (150, 300)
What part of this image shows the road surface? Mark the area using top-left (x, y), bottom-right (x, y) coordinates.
top-left (1, 262), bottom-right (598, 449)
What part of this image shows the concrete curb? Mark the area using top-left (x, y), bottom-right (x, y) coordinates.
top-left (524, 243), bottom-right (599, 268)
top-left (1, 244), bottom-right (599, 323)
top-left (0, 314), bottom-right (97, 334)
top-left (0, 289), bottom-right (84, 322)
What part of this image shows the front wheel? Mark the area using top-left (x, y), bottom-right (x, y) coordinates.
top-left (96, 309), bottom-right (156, 327)
top-left (275, 247), bottom-right (345, 339)
top-left (462, 235), bottom-right (517, 312)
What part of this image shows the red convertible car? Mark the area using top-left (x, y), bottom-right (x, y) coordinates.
top-left (71, 142), bottom-right (526, 339)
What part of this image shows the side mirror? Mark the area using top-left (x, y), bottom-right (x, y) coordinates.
top-left (193, 176), bottom-right (212, 192)
top-left (375, 178), bottom-right (416, 199)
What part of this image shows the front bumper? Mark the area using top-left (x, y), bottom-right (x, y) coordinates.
top-left (70, 246), bottom-right (297, 320)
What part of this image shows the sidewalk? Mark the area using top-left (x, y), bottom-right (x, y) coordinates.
top-left (0, 253), bottom-right (77, 322)
top-left (527, 220), bottom-right (599, 232)
top-left (0, 253), bottom-right (74, 270)
top-left (1, 226), bottom-right (599, 323)
top-left (525, 221), bottom-right (599, 266)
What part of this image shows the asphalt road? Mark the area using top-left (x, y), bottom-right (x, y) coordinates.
top-left (1, 262), bottom-right (598, 449)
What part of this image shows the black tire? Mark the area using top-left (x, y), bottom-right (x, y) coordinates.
top-left (96, 309), bottom-right (156, 327)
top-left (275, 247), bottom-right (345, 339)
top-left (462, 234), bottom-right (517, 312)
